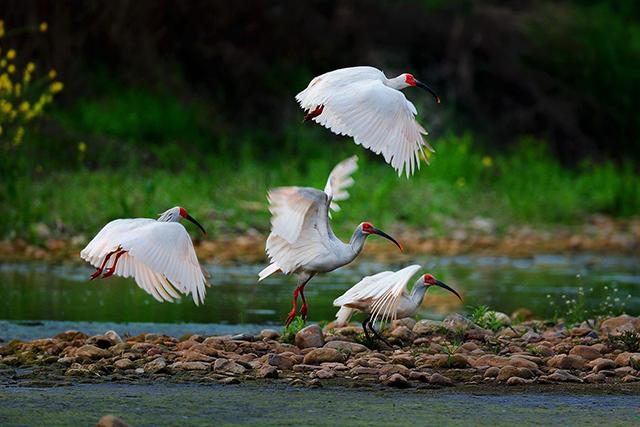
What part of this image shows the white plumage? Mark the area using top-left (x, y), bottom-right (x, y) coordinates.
top-left (258, 156), bottom-right (403, 326)
top-left (334, 265), bottom-right (422, 327)
top-left (333, 265), bottom-right (462, 343)
top-left (80, 206), bottom-right (208, 305)
top-left (296, 66), bottom-right (440, 177)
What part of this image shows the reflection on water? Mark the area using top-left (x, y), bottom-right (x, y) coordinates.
top-left (0, 254), bottom-right (638, 325)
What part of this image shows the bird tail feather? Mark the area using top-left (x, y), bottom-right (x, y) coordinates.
top-left (334, 306), bottom-right (355, 327)
top-left (258, 263), bottom-right (280, 281)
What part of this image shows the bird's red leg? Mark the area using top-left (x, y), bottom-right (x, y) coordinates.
top-left (102, 250), bottom-right (126, 278)
top-left (90, 248), bottom-right (120, 280)
top-left (303, 105), bottom-right (324, 122)
top-left (285, 287), bottom-right (300, 327)
top-left (299, 285), bottom-right (308, 321)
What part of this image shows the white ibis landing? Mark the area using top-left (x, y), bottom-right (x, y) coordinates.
top-left (296, 66), bottom-right (440, 177)
top-left (80, 206), bottom-right (209, 305)
top-left (333, 265), bottom-right (461, 344)
top-left (258, 156), bottom-right (403, 326)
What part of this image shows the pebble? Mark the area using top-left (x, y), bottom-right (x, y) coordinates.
top-left (506, 376), bottom-right (529, 386)
top-left (589, 358), bottom-right (616, 373)
top-left (303, 348), bottom-right (345, 365)
top-left (568, 345), bottom-right (601, 361)
top-left (323, 340), bottom-right (368, 354)
top-left (260, 329), bottom-right (281, 341)
top-left (144, 357), bottom-right (167, 374)
top-left (257, 365), bottom-right (278, 379)
top-left (547, 354), bottom-right (586, 370)
top-left (583, 373), bottom-right (606, 383)
top-left (385, 373), bottom-right (411, 388)
top-left (75, 345), bottom-right (110, 360)
top-left (295, 325), bottom-right (325, 349)
top-left (429, 373), bottom-right (453, 386)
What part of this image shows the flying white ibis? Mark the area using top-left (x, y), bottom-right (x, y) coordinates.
top-left (333, 265), bottom-right (461, 344)
top-left (296, 66), bottom-right (440, 177)
top-left (80, 206), bottom-right (209, 305)
top-left (258, 155), bottom-right (404, 326)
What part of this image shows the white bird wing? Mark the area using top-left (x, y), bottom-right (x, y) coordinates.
top-left (265, 187), bottom-right (331, 274)
top-left (80, 219), bottom-right (207, 305)
top-left (323, 155), bottom-right (358, 215)
top-left (117, 222), bottom-right (207, 305)
top-left (80, 218), bottom-right (154, 266)
top-left (334, 265), bottom-right (421, 325)
top-left (299, 75), bottom-right (431, 177)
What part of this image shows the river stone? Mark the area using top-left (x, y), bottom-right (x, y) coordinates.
top-left (323, 341), bottom-right (368, 354)
top-left (96, 415), bottom-right (130, 427)
top-left (547, 354), bottom-right (586, 370)
top-left (313, 369), bottom-right (335, 379)
top-left (429, 373), bottom-right (453, 386)
top-left (214, 359), bottom-right (246, 374)
top-left (350, 366), bottom-right (380, 376)
top-left (303, 348), bottom-right (345, 365)
top-left (257, 365), bottom-right (278, 379)
top-left (569, 345), bottom-right (601, 361)
top-left (65, 367), bottom-right (90, 376)
top-left (521, 331), bottom-right (542, 343)
top-left (75, 345), bottom-right (110, 359)
top-left (506, 376), bottom-right (529, 386)
top-left (542, 369), bottom-right (583, 383)
top-left (385, 373), bottom-right (411, 388)
top-left (443, 313), bottom-right (473, 330)
top-left (496, 365), bottom-right (519, 382)
top-left (379, 364), bottom-right (411, 377)
top-left (484, 367), bottom-right (500, 378)
top-left (392, 318), bottom-right (417, 330)
top-left (144, 357), bottom-right (167, 374)
top-left (390, 326), bottom-right (413, 341)
top-left (114, 358), bottom-right (134, 370)
top-left (171, 361), bottom-right (210, 371)
top-left (219, 377), bottom-right (240, 385)
top-left (622, 375), bottom-right (638, 383)
top-left (390, 355), bottom-right (415, 368)
top-left (260, 329), bottom-right (280, 340)
top-left (600, 315), bottom-right (640, 335)
top-left (267, 353), bottom-right (296, 370)
top-left (590, 358), bottom-right (616, 373)
top-left (413, 319), bottom-right (443, 335)
top-left (614, 352), bottom-right (640, 367)
top-left (583, 372), bottom-right (606, 383)
top-left (295, 325), bottom-right (325, 349)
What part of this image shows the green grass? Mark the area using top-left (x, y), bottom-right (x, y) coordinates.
top-left (2, 132), bottom-right (639, 242)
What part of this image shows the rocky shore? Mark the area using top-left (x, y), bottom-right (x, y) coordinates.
top-left (1, 215), bottom-right (639, 263)
top-left (1, 314), bottom-right (639, 391)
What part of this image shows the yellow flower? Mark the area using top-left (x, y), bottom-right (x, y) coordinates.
top-left (50, 81), bottom-right (63, 93)
top-left (7, 64), bottom-right (15, 74)
top-left (78, 141), bottom-right (87, 153)
top-left (19, 101), bottom-right (29, 113)
top-left (6, 49), bottom-right (16, 60)
top-left (39, 22), bottom-right (48, 32)
top-left (26, 62), bottom-right (35, 73)
top-left (482, 156), bottom-right (493, 168)
top-left (48, 69), bottom-right (57, 79)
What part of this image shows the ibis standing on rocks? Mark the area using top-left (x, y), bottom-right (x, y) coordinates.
top-left (80, 206), bottom-right (209, 305)
top-left (258, 156), bottom-right (404, 326)
top-left (333, 265), bottom-right (462, 344)
top-left (296, 66), bottom-right (440, 177)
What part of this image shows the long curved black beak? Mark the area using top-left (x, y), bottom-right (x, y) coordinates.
top-left (371, 227), bottom-right (403, 252)
top-left (186, 214), bottom-right (207, 236)
top-left (434, 279), bottom-right (462, 301)
top-left (416, 80), bottom-right (441, 104)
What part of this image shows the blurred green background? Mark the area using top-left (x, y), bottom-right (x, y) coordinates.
top-left (1, 0), bottom-right (639, 242)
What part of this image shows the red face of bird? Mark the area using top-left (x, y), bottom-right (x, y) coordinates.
top-left (178, 206), bottom-right (207, 236)
top-left (422, 273), bottom-right (462, 301)
top-left (360, 222), bottom-right (403, 252)
top-left (403, 73), bottom-right (441, 104)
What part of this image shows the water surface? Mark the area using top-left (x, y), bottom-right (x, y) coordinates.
top-left (0, 254), bottom-right (638, 328)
